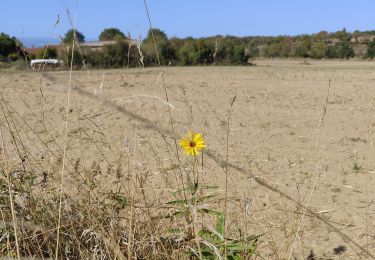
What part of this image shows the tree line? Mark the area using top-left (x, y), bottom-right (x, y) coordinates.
top-left (3, 28), bottom-right (375, 68)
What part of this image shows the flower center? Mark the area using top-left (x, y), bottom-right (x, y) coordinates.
top-left (189, 141), bottom-right (196, 147)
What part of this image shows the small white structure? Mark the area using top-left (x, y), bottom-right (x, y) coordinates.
top-left (30, 59), bottom-right (64, 68)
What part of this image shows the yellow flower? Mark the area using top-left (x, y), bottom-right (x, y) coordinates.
top-left (179, 131), bottom-right (206, 156)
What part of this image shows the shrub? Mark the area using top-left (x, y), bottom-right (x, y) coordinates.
top-left (37, 47), bottom-right (58, 59)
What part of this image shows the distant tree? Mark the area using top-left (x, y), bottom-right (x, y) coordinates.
top-left (245, 41), bottom-right (259, 58)
top-left (178, 39), bottom-right (198, 65)
top-left (0, 33), bottom-right (20, 60)
top-left (295, 37), bottom-right (311, 58)
top-left (279, 38), bottom-right (293, 57)
top-left (142, 28), bottom-right (172, 65)
top-left (326, 45), bottom-right (339, 59)
top-left (314, 31), bottom-right (329, 41)
top-left (337, 41), bottom-right (354, 59)
top-left (145, 28), bottom-right (168, 42)
top-left (102, 41), bottom-right (129, 67)
top-left (169, 37), bottom-right (184, 64)
top-left (231, 44), bottom-right (249, 64)
top-left (214, 38), bottom-right (249, 64)
top-left (62, 29), bottom-right (85, 44)
top-left (310, 42), bottom-right (328, 59)
top-left (215, 38), bottom-right (235, 63)
top-left (335, 28), bottom-right (351, 42)
top-left (264, 43), bottom-right (281, 58)
top-left (195, 39), bottom-right (214, 64)
top-left (99, 28), bottom-right (126, 41)
top-left (365, 39), bottom-right (375, 59)
top-left (160, 41), bottom-right (177, 64)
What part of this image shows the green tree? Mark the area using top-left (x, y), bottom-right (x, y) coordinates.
top-left (314, 31), bottom-right (329, 41)
top-left (142, 28), bottom-right (173, 65)
top-left (195, 39), bottom-right (214, 64)
top-left (232, 44), bottom-right (249, 64)
top-left (295, 37), bottom-right (311, 58)
top-left (326, 45), bottom-right (339, 59)
top-left (0, 33), bottom-right (20, 60)
top-left (84, 40), bottom-right (139, 68)
top-left (178, 39), bottom-right (198, 65)
top-left (366, 39), bottom-right (375, 59)
top-left (145, 28), bottom-right (168, 42)
top-left (279, 38), bottom-right (293, 58)
top-left (335, 28), bottom-right (351, 42)
top-left (102, 41), bottom-right (129, 67)
top-left (62, 29), bottom-right (85, 44)
top-left (245, 41), bottom-right (259, 58)
top-left (310, 42), bottom-right (328, 59)
top-left (99, 28), bottom-right (126, 41)
top-left (338, 41), bottom-right (354, 59)
top-left (264, 43), bottom-right (281, 58)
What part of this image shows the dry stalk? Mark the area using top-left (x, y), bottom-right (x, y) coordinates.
top-left (0, 125), bottom-right (20, 259)
top-left (223, 96), bottom-right (236, 258)
top-left (142, 0), bottom-right (188, 201)
top-left (127, 31), bottom-right (132, 69)
top-left (55, 12), bottom-right (77, 258)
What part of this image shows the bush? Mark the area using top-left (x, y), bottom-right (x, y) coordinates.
top-left (37, 47), bottom-right (58, 59)
top-left (58, 48), bottom-right (83, 67)
top-left (84, 40), bottom-right (139, 68)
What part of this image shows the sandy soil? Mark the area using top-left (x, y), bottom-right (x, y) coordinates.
top-left (2, 60), bottom-right (375, 258)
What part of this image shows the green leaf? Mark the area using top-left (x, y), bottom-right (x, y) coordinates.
top-left (198, 229), bottom-right (214, 239)
top-left (167, 210), bottom-right (186, 220)
top-left (198, 229), bottom-right (222, 244)
top-left (112, 194), bottom-right (127, 207)
top-left (167, 199), bottom-right (187, 206)
top-left (193, 194), bottom-right (218, 203)
top-left (198, 208), bottom-right (224, 217)
top-left (226, 242), bottom-right (252, 251)
top-left (26, 175), bottom-right (37, 186)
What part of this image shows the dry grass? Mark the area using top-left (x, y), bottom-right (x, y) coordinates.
top-left (1, 60), bottom-right (375, 258)
top-left (2, 6), bottom-right (375, 257)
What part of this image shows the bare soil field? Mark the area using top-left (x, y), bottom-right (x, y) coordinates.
top-left (2, 60), bottom-right (375, 258)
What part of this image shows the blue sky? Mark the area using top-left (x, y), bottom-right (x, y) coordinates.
top-left (1, 0), bottom-right (375, 40)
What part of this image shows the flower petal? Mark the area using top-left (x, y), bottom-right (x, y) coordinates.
top-left (193, 133), bottom-right (202, 142)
